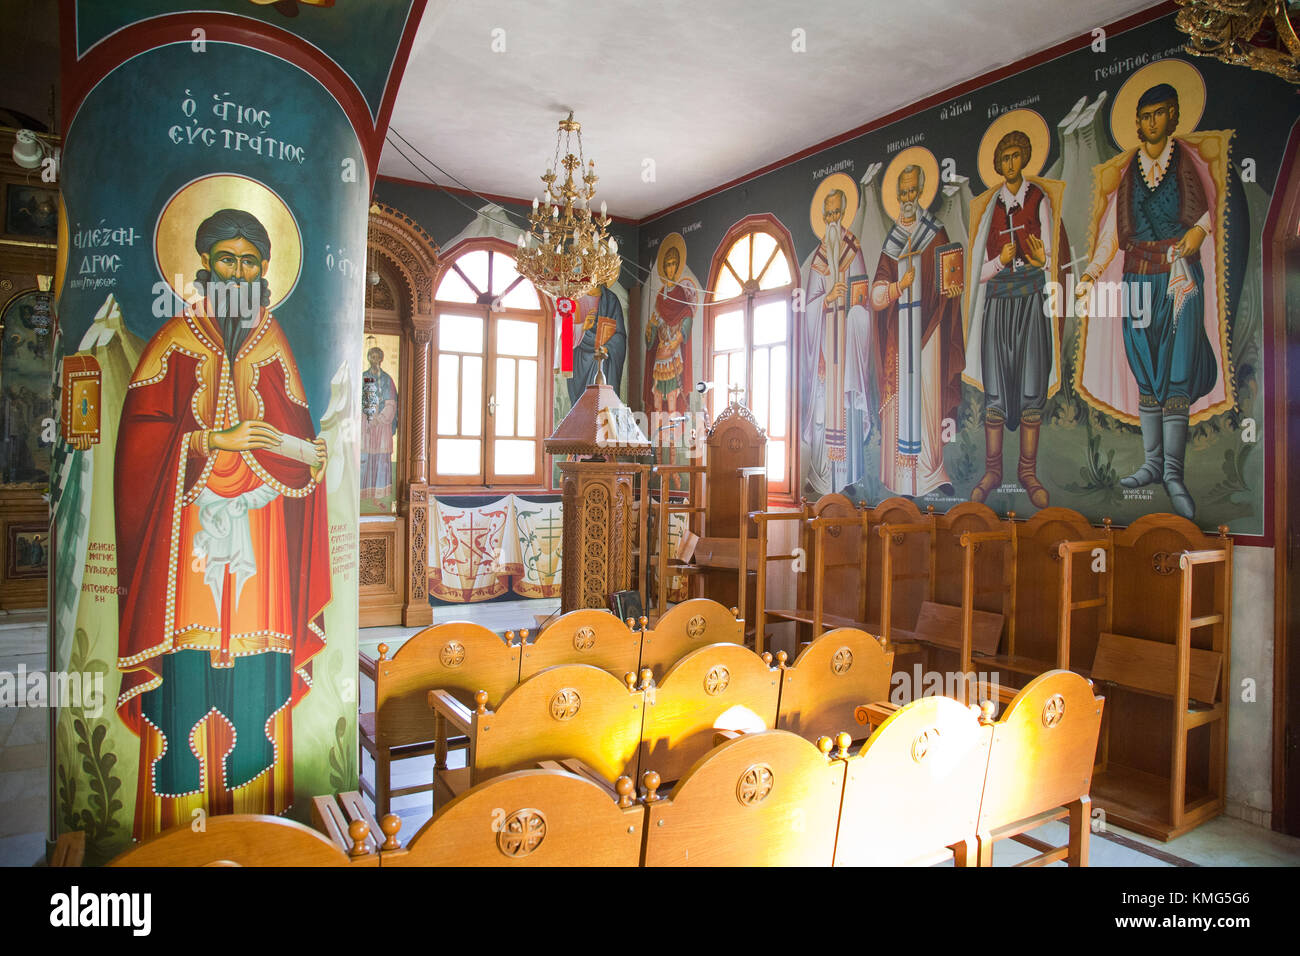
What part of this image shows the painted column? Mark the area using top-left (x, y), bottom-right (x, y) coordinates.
top-left (52, 2), bottom-right (423, 863)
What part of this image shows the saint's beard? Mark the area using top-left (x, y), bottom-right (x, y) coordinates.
top-left (194, 271), bottom-right (269, 323)
top-left (899, 200), bottom-right (918, 222)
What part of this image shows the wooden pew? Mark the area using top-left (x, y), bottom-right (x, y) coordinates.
top-left (638, 642), bottom-right (782, 788)
top-left (383, 767), bottom-right (644, 867)
top-left (775, 627), bottom-right (894, 744)
top-left (430, 662), bottom-right (644, 806)
top-left (648, 463), bottom-right (707, 617)
top-left (834, 694), bottom-right (991, 866)
top-left (359, 621), bottom-right (521, 817)
top-left (107, 814), bottom-right (375, 867)
top-left (640, 730), bottom-right (845, 867)
top-left (637, 597), bottom-right (744, 681)
top-left (865, 496), bottom-right (932, 645)
top-left (976, 670), bottom-right (1105, 866)
top-left (518, 608), bottom-right (641, 682)
top-left (1088, 516), bottom-right (1232, 841)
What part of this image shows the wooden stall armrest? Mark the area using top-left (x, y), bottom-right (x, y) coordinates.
top-left (1055, 537), bottom-right (1111, 558)
top-left (736, 467), bottom-right (767, 478)
top-left (749, 510), bottom-right (807, 525)
top-left (876, 521), bottom-right (932, 539)
top-left (1179, 548), bottom-right (1230, 567)
top-left (958, 529), bottom-right (1013, 547)
top-left (427, 689), bottom-right (474, 736)
top-left (358, 651), bottom-right (378, 681)
top-left (809, 515), bottom-right (866, 531)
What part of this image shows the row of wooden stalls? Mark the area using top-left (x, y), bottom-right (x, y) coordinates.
top-left (631, 398), bottom-right (1232, 843)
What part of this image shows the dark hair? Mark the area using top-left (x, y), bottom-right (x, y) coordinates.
top-left (994, 130), bottom-right (1032, 167)
top-left (194, 208), bottom-right (271, 261)
top-left (1136, 83), bottom-right (1179, 113)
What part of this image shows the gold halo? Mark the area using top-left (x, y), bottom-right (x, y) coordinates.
top-left (809, 172), bottom-right (860, 241)
top-left (977, 109), bottom-right (1050, 190)
top-left (1110, 59), bottom-right (1207, 153)
top-left (882, 147), bottom-right (940, 222)
top-left (656, 232), bottom-right (687, 280)
top-left (54, 193), bottom-right (69, 310)
top-left (155, 174), bottom-right (302, 310)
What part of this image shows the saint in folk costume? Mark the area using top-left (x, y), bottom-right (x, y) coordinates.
top-left (116, 202), bottom-right (330, 839)
top-left (1076, 61), bottom-right (1233, 520)
top-left (801, 173), bottom-right (873, 494)
top-left (643, 236), bottom-right (697, 415)
top-left (965, 112), bottom-right (1067, 508)
top-left (870, 149), bottom-right (966, 497)
top-left (361, 346), bottom-right (398, 506)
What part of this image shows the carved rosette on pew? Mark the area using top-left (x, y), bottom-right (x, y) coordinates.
top-left (545, 348), bottom-right (651, 612)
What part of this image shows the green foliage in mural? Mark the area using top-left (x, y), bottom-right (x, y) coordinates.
top-left (1063, 413), bottom-right (1123, 506)
top-left (327, 716), bottom-right (353, 795)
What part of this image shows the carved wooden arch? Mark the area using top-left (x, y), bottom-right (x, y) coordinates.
top-left (367, 202), bottom-right (440, 323)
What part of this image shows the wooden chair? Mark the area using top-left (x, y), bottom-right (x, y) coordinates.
top-left (518, 608), bottom-right (641, 682)
top-left (637, 641), bottom-right (781, 788)
top-left (834, 694), bottom-right (991, 866)
top-left (107, 814), bottom-right (374, 867)
top-left (311, 790), bottom-right (385, 858)
top-left (359, 621), bottom-right (520, 817)
top-left (864, 496), bottom-right (931, 645)
top-left (1089, 516), bottom-right (1232, 841)
top-left (637, 597), bottom-right (744, 681)
top-left (975, 670), bottom-right (1105, 866)
top-left (648, 463), bottom-right (707, 617)
top-left (775, 627), bottom-right (894, 744)
top-left (430, 662), bottom-right (644, 806)
top-left (383, 767), bottom-right (644, 867)
top-left (640, 730), bottom-right (845, 867)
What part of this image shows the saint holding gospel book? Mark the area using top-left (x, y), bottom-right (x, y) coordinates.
top-left (115, 190), bottom-right (331, 840)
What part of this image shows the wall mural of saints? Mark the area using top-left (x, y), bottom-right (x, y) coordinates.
top-left (116, 175), bottom-right (331, 839)
top-left (1074, 60), bottom-right (1234, 521)
top-left (361, 337), bottom-right (400, 514)
top-left (643, 233), bottom-right (698, 417)
top-left (869, 147), bottom-right (966, 498)
top-left (964, 110), bottom-right (1068, 508)
top-left (800, 172), bottom-right (871, 496)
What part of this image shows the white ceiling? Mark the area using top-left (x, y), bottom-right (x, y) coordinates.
top-left (384, 0), bottom-right (1159, 220)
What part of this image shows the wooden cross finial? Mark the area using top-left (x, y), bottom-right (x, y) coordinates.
top-left (594, 343), bottom-right (609, 386)
top-left (727, 383), bottom-right (745, 405)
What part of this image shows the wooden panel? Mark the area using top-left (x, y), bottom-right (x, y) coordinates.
top-left (1012, 507), bottom-right (1097, 667)
top-left (374, 621), bottom-right (518, 748)
top-left (777, 627), bottom-right (894, 743)
top-left (643, 730), bottom-right (844, 866)
top-left (640, 598), bottom-right (743, 679)
top-left (108, 815), bottom-right (364, 867)
top-left (811, 494), bottom-right (867, 627)
top-left (914, 601), bottom-right (1004, 656)
top-left (864, 496), bottom-right (928, 632)
top-left (359, 517), bottom-right (405, 627)
top-left (704, 405), bottom-right (766, 540)
top-left (388, 768), bottom-right (643, 867)
top-left (835, 695), bottom-right (991, 866)
top-left (1092, 632), bottom-right (1223, 704)
top-left (473, 663), bottom-right (644, 785)
top-left (979, 670), bottom-right (1104, 833)
top-left (639, 643), bottom-right (781, 785)
top-left (519, 608), bottom-right (641, 682)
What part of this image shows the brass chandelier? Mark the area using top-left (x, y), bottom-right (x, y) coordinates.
top-left (515, 112), bottom-right (621, 300)
top-left (1176, 0), bottom-right (1300, 83)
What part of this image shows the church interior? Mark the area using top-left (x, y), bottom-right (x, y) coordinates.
top-left (2, 0), bottom-right (1300, 884)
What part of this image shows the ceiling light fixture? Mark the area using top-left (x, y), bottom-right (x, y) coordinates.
top-left (1176, 0), bottom-right (1300, 83)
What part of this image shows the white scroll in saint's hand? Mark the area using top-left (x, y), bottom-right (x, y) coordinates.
top-left (268, 433), bottom-right (323, 467)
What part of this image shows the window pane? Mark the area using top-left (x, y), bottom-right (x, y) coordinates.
top-left (770, 344), bottom-right (788, 438)
top-left (436, 268), bottom-right (477, 303)
top-left (759, 248), bottom-right (792, 290)
top-left (494, 439), bottom-right (535, 475)
top-left (767, 439), bottom-right (786, 482)
top-left (496, 318), bottom-right (537, 357)
top-left (712, 354), bottom-right (727, 418)
top-left (437, 438), bottom-right (481, 475)
top-left (714, 309), bottom-right (744, 351)
top-left (713, 267), bottom-right (743, 301)
top-left (727, 351), bottom-right (746, 401)
top-left (753, 300), bottom-right (786, 346)
top-left (437, 354), bottom-right (460, 434)
top-left (751, 231), bottom-right (777, 279)
top-left (495, 357), bottom-right (516, 436)
top-left (752, 346), bottom-right (770, 431)
top-left (726, 235), bottom-right (751, 281)
top-left (490, 252), bottom-right (522, 296)
top-left (502, 278), bottom-right (541, 310)
top-left (461, 355), bottom-right (482, 435)
top-left (518, 360), bottom-right (538, 436)
top-left (458, 250), bottom-right (490, 294)
top-left (439, 313), bottom-right (483, 353)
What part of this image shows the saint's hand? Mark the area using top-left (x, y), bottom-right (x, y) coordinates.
top-left (999, 242), bottom-right (1015, 266)
top-left (1074, 276), bottom-right (1093, 318)
top-left (310, 437), bottom-right (328, 483)
top-left (210, 420), bottom-right (283, 452)
top-left (1026, 235), bottom-right (1046, 268)
top-left (828, 280), bottom-right (847, 303)
top-left (1176, 225), bottom-right (1206, 259)
top-left (899, 266), bottom-right (916, 291)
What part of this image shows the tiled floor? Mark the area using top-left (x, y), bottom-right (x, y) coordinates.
top-left (4, 599), bottom-right (1300, 867)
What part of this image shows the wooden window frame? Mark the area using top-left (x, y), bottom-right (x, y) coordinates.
top-left (704, 215), bottom-right (799, 503)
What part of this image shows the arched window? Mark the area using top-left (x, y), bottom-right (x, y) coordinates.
top-left (706, 218), bottom-right (797, 494)
top-left (432, 241), bottom-right (547, 486)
